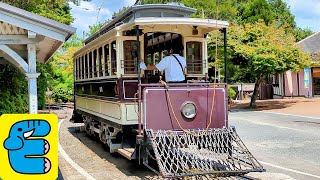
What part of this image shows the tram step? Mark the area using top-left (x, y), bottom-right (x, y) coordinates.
top-left (117, 148), bottom-right (135, 160)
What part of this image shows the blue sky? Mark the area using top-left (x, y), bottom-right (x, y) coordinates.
top-left (69, 0), bottom-right (136, 38)
top-left (70, 0), bottom-right (320, 37)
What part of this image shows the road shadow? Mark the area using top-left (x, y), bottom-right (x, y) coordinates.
top-left (67, 125), bottom-right (155, 179)
top-left (230, 99), bottom-right (314, 112)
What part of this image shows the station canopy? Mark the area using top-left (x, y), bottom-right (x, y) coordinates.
top-left (0, 2), bottom-right (76, 113)
top-left (0, 2), bottom-right (76, 68)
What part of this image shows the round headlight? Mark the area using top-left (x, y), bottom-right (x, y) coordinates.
top-left (181, 102), bottom-right (197, 119)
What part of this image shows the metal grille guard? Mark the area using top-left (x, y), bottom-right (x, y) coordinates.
top-left (144, 127), bottom-right (265, 178)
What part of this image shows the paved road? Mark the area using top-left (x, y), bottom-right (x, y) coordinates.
top-left (229, 111), bottom-right (320, 180)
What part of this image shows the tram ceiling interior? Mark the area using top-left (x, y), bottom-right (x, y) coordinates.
top-left (145, 32), bottom-right (180, 48)
top-left (122, 23), bottom-right (227, 37)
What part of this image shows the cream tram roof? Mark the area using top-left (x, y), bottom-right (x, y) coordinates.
top-left (76, 3), bottom-right (229, 56)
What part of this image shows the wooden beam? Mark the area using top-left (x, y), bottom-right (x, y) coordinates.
top-left (0, 35), bottom-right (41, 44)
top-left (28, 31), bottom-right (36, 38)
top-left (0, 44), bottom-right (28, 73)
top-left (0, 12), bottom-right (66, 42)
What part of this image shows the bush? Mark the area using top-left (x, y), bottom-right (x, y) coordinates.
top-left (228, 85), bottom-right (236, 100)
top-left (0, 65), bottom-right (29, 113)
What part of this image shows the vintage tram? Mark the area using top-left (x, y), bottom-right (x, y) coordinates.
top-left (72, 3), bottom-right (264, 178)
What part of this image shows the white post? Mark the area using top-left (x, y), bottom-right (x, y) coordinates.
top-left (27, 44), bottom-right (40, 114)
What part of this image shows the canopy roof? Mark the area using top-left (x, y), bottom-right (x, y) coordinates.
top-left (0, 2), bottom-right (76, 63)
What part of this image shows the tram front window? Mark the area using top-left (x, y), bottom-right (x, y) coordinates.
top-left (186, 41), bottom-right (202, 74)
top-left (143, 32), bottom-right (183, 83)
top-left (123, 40), bottom-right (137, 74)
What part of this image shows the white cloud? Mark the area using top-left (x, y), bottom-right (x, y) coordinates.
top-left (69, 0), bottom-right (113, 36)
top-left (124, 0), bottom-right (136, 6)
top-left (69, 1), bottom-right (111, 15)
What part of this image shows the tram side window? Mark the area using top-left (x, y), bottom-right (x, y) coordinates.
top-left (104, 44), bottom-right (110, 76)
top-left (77, 58), bottom-right (80, 80)
top-left (123, 40), bottom-right (137, 74)
top-left (75, 58), bottom-right (78, 80)
top-left (89, 52), bottom-right (93, 78)
top-left (93, 49), bottom-right (98, 78)
top-left (98, 47), bottom-right (103, 77)
top-left (77, 58), bottom-right (81, 80)
top-left (80, 57), bottom-right (83, 79)
top-left (81, 58), bottom-right (86, 79)
top-left (186, 42), bottom-right (203, 74)
top-left (84, 54), bottom-right (88, 79)
top-left (111, 41), bottom-right (117, 75)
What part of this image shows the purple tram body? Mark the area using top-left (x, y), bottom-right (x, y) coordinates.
top-left (142, 86), bottom-right (228, 130)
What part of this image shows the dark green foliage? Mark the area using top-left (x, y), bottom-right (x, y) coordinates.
top-left (50, 71), bottom-right (74, 103)
top-left (293, 27), bottom-right (314, 42)
top-left (37, 63), bottom-right (52, 110)
top-left (0, 65), bottom-right (28, 113)
top-left (1, 0), bottom-right (74, 25)
top-left (86, 23), bottom-right (104, 37)
top-left (239, 0), bottom-right (273, 25)
top-left (62, 35), bottom-right (84, 51)
top-left (268, 0), bottom-right (296, 30)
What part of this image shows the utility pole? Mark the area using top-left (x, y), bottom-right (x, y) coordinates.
top-left (96, 1), bottom-right (106, 24)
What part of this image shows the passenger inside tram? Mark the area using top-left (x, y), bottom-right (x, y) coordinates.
top-left (140, 43), bottom-right (186, 83)
top-left (141, 32), bottom-right (187, 83)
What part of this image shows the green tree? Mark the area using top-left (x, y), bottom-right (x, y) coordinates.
top-left (62, 34), bottom-right (84, 50)
top-left (141, 0), bottom-right (239, 21)
top-left (239, 0), bottom-right (274, 25)
top-left (268, 0), bottom-right (296, 30)
top-left (1, 0), bottom-right (74, 24)
top-left (48, 35), bottom-right (83, 103)
top-left (86, 22), bottom-right (104, 37)
top-left (0, 65), bottom-right (28, 113)
top-left (293, 27), bottom-right (314, 42)
top-left (228, 21), bottom-right (311, 107)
